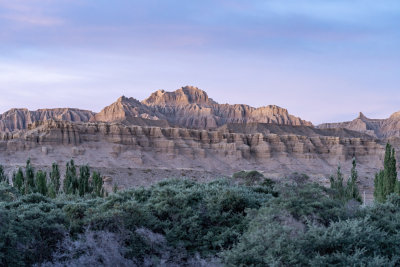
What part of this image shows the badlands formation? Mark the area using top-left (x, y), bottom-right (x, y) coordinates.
top-left (0, 86), bottom-right (398, 199)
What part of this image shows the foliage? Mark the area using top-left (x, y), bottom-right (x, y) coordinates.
top-left (12, 167), bottom-right (25, 194)
top-left (232, 170), bottom-right (265, 185)
top-left (0, 190), bottom-right (66, 266)
top-left (330, 164), bottom-right (345, 200)
top-left (78, 165), bottom-right (90, 196)
top-left (346, 158), bottom-right (362, 202)
top-left (7, 160), bottom-right (106, 199)
top-left (3, 172), bottom-right (400, 266)
top-left (0, 179), bottom-right (273, 266)
top-left (0, 165), bottom-right (7, 183)
top-left (91, 171), bottom-right (104, 197)
top-left (24, 159), bottom-right (35, 194)
top-left (374, 143), bottom-right (399, 202)
top-left (63, 160), bottom-right (78, 195)
top-left (35, 170), bottom-right (48, 196)
top-left (268, 183), bottom-right (346, 225)
top-left (330, 159), bottom-right (362, 203)
top-left (223, 184), bottom-right (400, 266)
top-left (49, 163), bottom-right (61, 197)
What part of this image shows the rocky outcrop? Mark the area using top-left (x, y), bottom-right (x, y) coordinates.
top-left (0, 120), bottom-right (385, 178)
top-left (0, 108), bottom-right (95, 132)
top-left (94, 86), bottom-right (313, 129)
top-left (91, 96), bottom-right (169, 127)
top-left (0, 120), bottom-right (388, 201)
top-left (318, 112), bottom-right (400, 139)
top-left (380, 112), bottom-right (400, 138)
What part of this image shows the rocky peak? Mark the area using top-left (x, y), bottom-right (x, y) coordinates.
top-left (142, 86), bottom-right (217, 106)
top-left (116, 95), bottom-right (141, 105)
top-left (117, 95), bottom-right (128, 102)
top-left (357, 112), bottom-right (369, 121)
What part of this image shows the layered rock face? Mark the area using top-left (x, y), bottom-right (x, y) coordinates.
top-left (94, 86), bottom-right (313, 129)
top-left (2, 86), bottom-right (400, 199)
top-left (0, 120), bottom-right (387, 186)
top-left (318, 112), bottom-right (400, 139)
top-left (0, 108), bottom-right (95, 132)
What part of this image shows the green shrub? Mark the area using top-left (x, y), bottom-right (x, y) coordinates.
top-left (224, 184), bottom-right (400, 266)
top-left (127, 179), bottom-right (272, 255)
top-left (0, 196), bottom-right (67, 266)
top-left (232, 170), bottom-right (265, 185)
top-left (3, 175), bottom-right (400, 266)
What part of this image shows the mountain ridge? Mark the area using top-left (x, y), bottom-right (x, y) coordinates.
top-left (94, 86), bottom-right (313, 129)
top-left (317, 111), bottom-right (400, 139)
top-left (2, 86), bottom-right (400, 139)
top-left (0, 108), bottom-right (95, 132)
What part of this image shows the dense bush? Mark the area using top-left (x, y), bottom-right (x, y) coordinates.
top-left (223, 184), bottom-right (400, 266)
top-left (87, 179), bottom-right (273, 258)
top-left (0, 193), bottom-right (67, 266)
top-left (0, 179), bottom-right (273, 266)
top-left (2, 175), bottom-right (400, 266)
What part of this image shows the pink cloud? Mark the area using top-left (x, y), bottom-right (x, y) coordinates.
top-left (1, 14), bottom-right (64, 26)
top-left (0, 1), bottom-right (65, 26)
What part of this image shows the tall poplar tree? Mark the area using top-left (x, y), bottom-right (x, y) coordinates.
top-left (35, 170), bottom-right (48, 196)
top-left (330, 159), bottom-right (362, 203)
top-left (78, 165), bottom-right (90, 196)
top-left (374, 143), bottom-right (399, 202)
top-left (346, 158), bottom-right (362, 202)
top-left (330, 165), bottom-right (345, 201)
top-left (25, 159), bottom-right (35, 194)
top-left (13, 168), bottom-right (25, 194)
top-left (50, 163), bottom-right (61, 194)
top-left (63, 160), bottom-right (78, 194)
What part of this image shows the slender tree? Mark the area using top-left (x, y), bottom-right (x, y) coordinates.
top-left (78, 165), bottom-right (90, 196)
top-left (50, 163), bottom-right (61, 194)
top-left (330, 164), bottom-right (345, 201)
top-left (330, 159), bottom-right (362, 203)
top-left (63, 160), bottom-right (78, 194)
top-left (346, 157), bottom-right (362, 202)
top-left (13, 167), bottom-right (25, 194)
top-left (374, 143), bottom-right (399, 202)
top-left (47, 183), bottom-right (57, 198)
top-left (374, 170), bottom-right (385, 202)
top-left (91, 171), bottom-right (104, 197)
top-left (25, 159), bottom-right (35, 194)
top-left (35, 170), bottom-right (48, 196)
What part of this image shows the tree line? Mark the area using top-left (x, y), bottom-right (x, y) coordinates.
top-left (0, 159), bottom-right (105, 198)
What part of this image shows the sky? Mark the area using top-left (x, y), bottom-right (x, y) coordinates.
top-left (0, 0), bottom-right (399, 124)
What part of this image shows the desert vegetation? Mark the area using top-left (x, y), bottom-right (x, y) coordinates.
top-left (1, 151), bottom-right (400, 266)
top-left (8, 159), bottom-right (105, 199)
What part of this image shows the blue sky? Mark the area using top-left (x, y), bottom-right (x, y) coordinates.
top-left (0, 0), bottom-right (399, 124)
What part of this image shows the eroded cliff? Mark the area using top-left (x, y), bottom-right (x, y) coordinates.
top-left (0, 120), bottom-right (388, 196)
